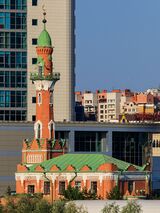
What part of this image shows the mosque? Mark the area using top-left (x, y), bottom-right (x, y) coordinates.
top-left (15, 12), bottom-right (150, 201)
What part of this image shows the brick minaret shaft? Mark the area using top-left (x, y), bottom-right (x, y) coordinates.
top-left (21, 11), bottom-right (60, 164)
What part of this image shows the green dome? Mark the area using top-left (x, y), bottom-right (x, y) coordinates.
top-left (38, 29), bottom-right (52, 47)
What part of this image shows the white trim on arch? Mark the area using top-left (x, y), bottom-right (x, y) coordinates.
top-left (34, 120), bottom-right (43, 139)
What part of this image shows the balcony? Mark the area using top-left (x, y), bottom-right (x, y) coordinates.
top-left (30, 72), bottom-right (60, 82)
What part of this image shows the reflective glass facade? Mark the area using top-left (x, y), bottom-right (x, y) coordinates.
top-left (0, 0), bottom-right (27, 121)
top-left (112, 132), bottom-right (148, 166)
top-left (75, 131), bottom-right (105, 152)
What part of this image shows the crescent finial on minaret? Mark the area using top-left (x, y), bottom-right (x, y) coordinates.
top-left (42, 5), bottom-right (47, 29)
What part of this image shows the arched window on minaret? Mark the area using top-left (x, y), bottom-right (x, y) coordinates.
top-left (34, 121), bottom-right (42, 139)
top-left (48, 120), bottom-right (54, 139)
top-left (38, 93), bottom-right (42, 104)
top-left (50, 123), bottom-right (53, 138)
top-left (37, 123), bottom-right (41, 139)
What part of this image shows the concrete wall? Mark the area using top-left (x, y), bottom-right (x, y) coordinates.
top-left (27, 0), bottom-right (75, 122)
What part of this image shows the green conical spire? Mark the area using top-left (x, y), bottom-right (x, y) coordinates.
top-left (37, 9), bottom-right (52, 47)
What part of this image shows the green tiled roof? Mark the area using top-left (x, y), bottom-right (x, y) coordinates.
top-left (28, 154), bottom-right (145, 173)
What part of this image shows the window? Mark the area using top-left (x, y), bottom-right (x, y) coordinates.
top-left (44, 182), bottom-right (50, 195)
top-left (32, 19), bottom-right (38, 26)
top-left (0, 110), bottom-right (26, 121)
top-left (32, 115), bottom-right (36, 121)
top-left (0, 0), bottom-right (26, 10)
top-left (37, 123), bottom-right (41, 139)
top-left (32, 58), bottom-right (37, 64)
top-left (91, 181), bottom-right (97, 194)
top-left (32, 0), bottom-right (37, 6)
top-left (50, 123), bottom-right (54, 139)
top-left (0, 52), bottom-right (27, 68)
top-left (75, 131), bottom-right (103, 152)
top-left (0, 90), bottom-right (26, 108)
top-left (32, 97), bottom-right (36, 103)
top-left (32, 38), bottom-right (37, 45)
top-left (28, 185), bottom-right (35, 194)
top-left (59, 181), bottom-right (65, 195)
top-left (128, 181), bottom-right (134, 194)
top-left (38, 93), bottom-right (42, 104)
top-left (75, 181), bottom-right (81, 190)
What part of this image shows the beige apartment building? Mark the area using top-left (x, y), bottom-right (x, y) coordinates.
top-left (98, 92), bottom-right (121, 122)
top-left (27, 0), bottom-right (75, 121)
top-left (83, 91), bottom-right (98, 120)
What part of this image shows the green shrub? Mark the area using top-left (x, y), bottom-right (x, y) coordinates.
top-left (121, 201), bottom-right (142, 213)
top-left (3, 197), bottom-right (17, 213)
top-left (107, 186), bottom-right (122, 200)
top-left (33, 199), bottom-right (52, 213)
top-left (0, 205), bottom-right (3, 213)
top-left (51, 200), bottom-right (66, 213)
top-left (101, 202), bottom-right (120, 213)
top-left (64, 202), bottom-right (88, 213)
top-left (15, 195), bottom-right (33, 213)
top-left (63, 185), bottom-right (98, 200)
top-left (63, 185), bottom-right (84, 200)
top-left (81, 188), bottom-right (98, 200)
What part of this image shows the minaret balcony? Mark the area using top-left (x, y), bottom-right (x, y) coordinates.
top-left (30, 72), bottom-right (60, 82)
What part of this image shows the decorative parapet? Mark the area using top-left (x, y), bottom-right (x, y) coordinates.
top-left (24, 139), bottom-right (32, 149)
top-left (30, 72), bottom-right (60, 82)
top-left (48, 138), bottom-right (66, 149)
top-left (48, 139), bottom-right (56, 148)
top-left (36, 138), bottom-right (45, 148)
top-left (59, 139), bottom-right (66, 148)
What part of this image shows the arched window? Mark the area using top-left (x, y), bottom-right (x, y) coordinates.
top-left (50, 123), bottom-right (53, 138)
top-left (38, 93), bottom-right (42, 104)
top-left (37, 123), bottom-right (41, 139)
top-left (48, 121), bottom-right (54, 139)
top-left (34, 121), bottom-right (42, 139)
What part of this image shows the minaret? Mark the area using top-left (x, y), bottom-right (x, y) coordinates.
top-left (32, 10), bottom-right (59, 140)
top-left (21, 10), bottom-right (65, 164)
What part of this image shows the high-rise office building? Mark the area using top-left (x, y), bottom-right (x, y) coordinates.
top-left (0, 0), bottom-right (75, 122)
top-left (27, 0), bottom-right (75, 122)
top-left (0, 0), bottom-right (27, 121)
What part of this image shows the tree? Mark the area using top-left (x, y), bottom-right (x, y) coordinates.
top-left (121, 201), bottom-right (142, 213)
top-left (5, 185), bottom-right (12, 196)
top-left (101, 202), bottom-right (120, 213)
top-left (107, 186), bottom-right (122, 200)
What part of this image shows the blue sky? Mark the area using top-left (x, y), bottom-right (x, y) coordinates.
top-left (75, 0), bottom-right (160, 92)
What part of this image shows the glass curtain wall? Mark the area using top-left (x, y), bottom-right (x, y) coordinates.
top-left (0, 0), bottom-right (27, 121)
top-left (112, 132), bottom-right (148, 166)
